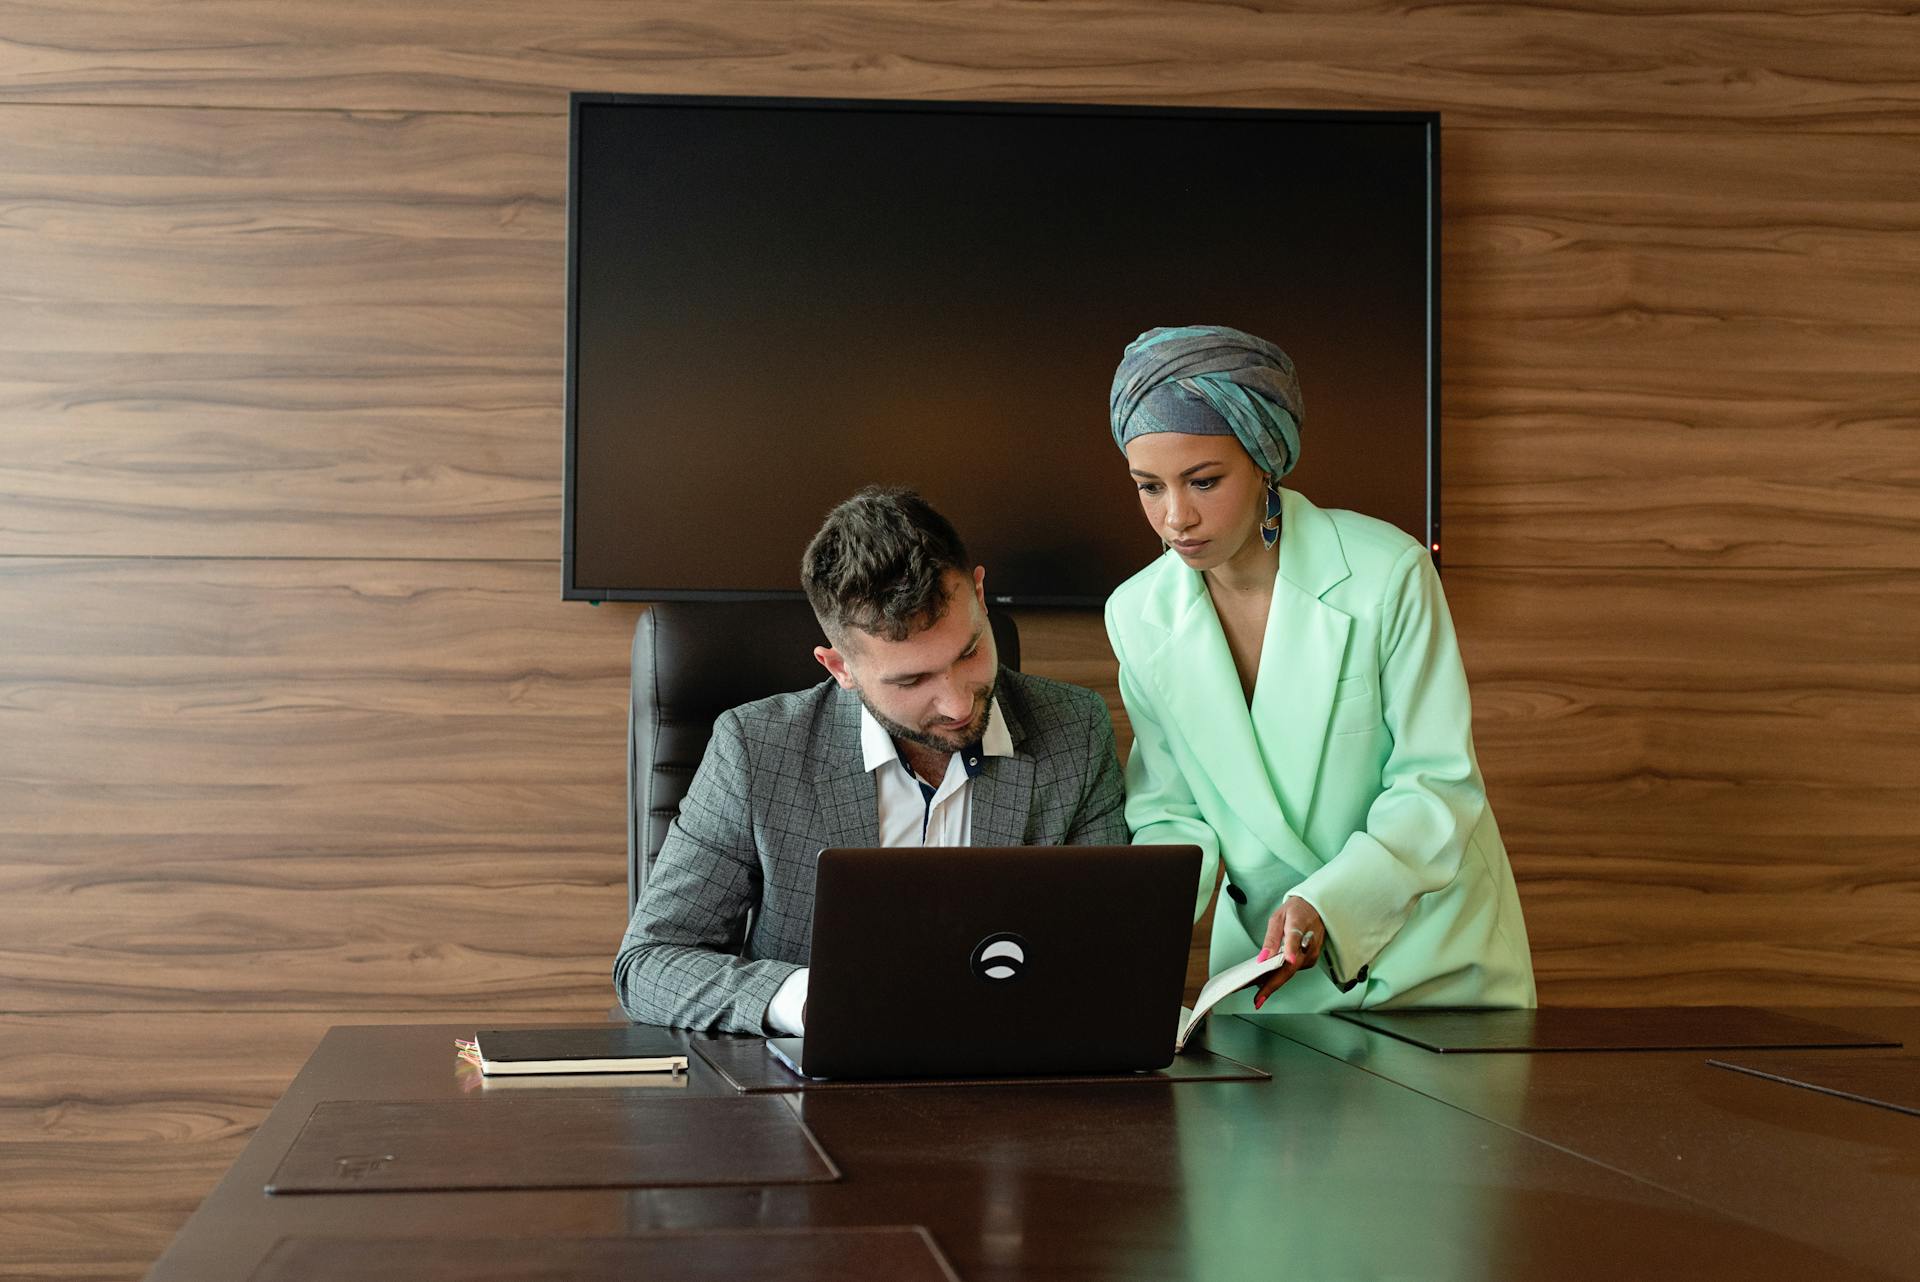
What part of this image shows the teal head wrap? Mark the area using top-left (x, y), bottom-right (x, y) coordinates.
top-left (1108, 324), bottom-right (1304, 478)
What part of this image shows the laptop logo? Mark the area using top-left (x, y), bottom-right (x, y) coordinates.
top-left (970, 932), bottom-right (1029, 982)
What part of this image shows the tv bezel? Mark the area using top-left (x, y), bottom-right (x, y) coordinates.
top-left (563, 92), bottom-right (1441, 604)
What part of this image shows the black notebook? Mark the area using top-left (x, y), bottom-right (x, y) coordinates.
top-left (474, 1026), bottom-right (690, 1076)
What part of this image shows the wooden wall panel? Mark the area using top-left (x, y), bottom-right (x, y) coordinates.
top-left (1440, 127), bottom-right (1920, 570)
top-left (1442, 366), bottom-right (1920, 569)
top-left (0, 107), bottom-right (564, 559)
top-left (0, 107), bottom-right (563, 240)
top-left (0, 559), bottom-right (635, 1012)
top-left (0, 373), bottom-right (561, 558)
top-left (2, 1211), bottom-right (185, 1282)
top-left (0, 1010), bottom-right (597, 1139)
top-left (1448, 568), bottom-right (1920, 1002)
top-left (1, 1), bottom-right (1917, 129)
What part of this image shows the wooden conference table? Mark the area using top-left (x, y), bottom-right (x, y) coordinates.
top-left (140, 1008), bottom-right (1920, 1282)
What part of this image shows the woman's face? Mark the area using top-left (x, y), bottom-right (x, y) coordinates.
top-left (1125, 433), bottom-right (1268, 573)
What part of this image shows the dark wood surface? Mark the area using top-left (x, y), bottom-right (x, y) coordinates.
top-left (690, 1035), bottom-right (1267, 1092)
top-left (1334, 1005), bottom-right (1900, 1053)
top-left (139, 1012), bottom-right (1919, 1282)
top-left (246, 1228), bottom-right (962, 1282)
top-left (1260, 1006), bottom-right (1920, 1282)
top-left (263, 1095), bottom-right (838, 1193)
top-left (1709, 1049), bottom-right (1920, 1118)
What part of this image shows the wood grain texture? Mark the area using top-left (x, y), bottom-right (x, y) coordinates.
top-left (1035, 569), bottom-right (1920, 1006)
top-left (3, 1210), bottom-right (192, 1282)
top-left (0, 106), bottom-right (563, 559)
top-left (1450, 567), bottom-right (1920, 1004)
top-left (0, 1009), bottom-right (605, 1141)
top-left (0, 1), bottom-right (1916, 129)
top-left (0, 353), bottom-right (561, 559)
top-left (1441, 127), bottom-right (1920, 568)
top-left (1440, 366), bottom-right (1920, 569)
top-left (0, 559), bottom-right (637, 1012)
top-left (0, 1011), bottom-right (593, 1282)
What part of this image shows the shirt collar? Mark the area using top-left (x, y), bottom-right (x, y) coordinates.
top-left (859, 697), bottom-right (1013, 779)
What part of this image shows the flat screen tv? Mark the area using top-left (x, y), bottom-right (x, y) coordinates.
top-left (566, 94), bottom-right (1438, 604)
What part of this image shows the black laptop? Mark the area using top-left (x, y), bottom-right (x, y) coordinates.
top-left (766, 844), bottom-right (1202, 1080)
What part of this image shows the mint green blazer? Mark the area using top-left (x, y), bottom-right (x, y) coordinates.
top-left (1104, 488), bottom-right (1535, 1013)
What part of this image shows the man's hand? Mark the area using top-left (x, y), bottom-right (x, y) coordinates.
top-left (1251, 896), bottom-right (1326, 1010)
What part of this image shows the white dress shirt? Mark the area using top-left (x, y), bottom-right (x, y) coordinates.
top-left (765, 697), bottom-right (1012, 1035)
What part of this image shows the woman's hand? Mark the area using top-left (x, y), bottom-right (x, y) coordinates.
top-left (1251, 896), bottom-right (1326, 1010)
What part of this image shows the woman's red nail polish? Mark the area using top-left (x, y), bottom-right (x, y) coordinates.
top-left (1256, 948), bottom-right (1271, 963)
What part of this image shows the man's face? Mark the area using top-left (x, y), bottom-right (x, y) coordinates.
top-left (816, 567), bottom-right (999, 755)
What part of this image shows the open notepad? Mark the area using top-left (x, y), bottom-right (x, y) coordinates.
top-left (1175, 951), bottom-right (1294, 1053)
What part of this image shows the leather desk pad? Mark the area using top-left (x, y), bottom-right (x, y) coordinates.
top-left (1709, 1050), bottom-right (1920, 1118)
top-left (1335, 1006), bottom-right (1899, 1054)
top-left (247, 1227), bottom-right (959, 1282)
top-left (265, 1095), bottom-right (838, 1193)
top-left (693, 1035), bottom-right (1269, 1092)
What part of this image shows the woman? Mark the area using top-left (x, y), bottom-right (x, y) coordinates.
top-left (1105, 325), bottom-right (1534, 1013)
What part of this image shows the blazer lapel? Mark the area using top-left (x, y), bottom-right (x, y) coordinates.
top-left (813, 687), bottom-right (879, 852)
top-left (969, 691), bottom-right (1034, 847)
top-left (1253, 488), bottom-right (1355, 828)
top-left (1143, 565), bottom-right (1300, 866)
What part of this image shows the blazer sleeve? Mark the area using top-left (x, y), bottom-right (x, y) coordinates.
top-left (1062, 690), bottom-right (1130, 847)
top-left (1287, 544), bottom-right (1486, 985)
top-left (611, 708), bottom-right (800, 1033)
top-left (1106, 604), bottom-right (1221, 922)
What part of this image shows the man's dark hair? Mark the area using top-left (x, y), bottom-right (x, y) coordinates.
top-left (801, 487), bottom-right (971, 645)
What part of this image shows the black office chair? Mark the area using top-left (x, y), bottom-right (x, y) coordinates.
top-left (626, 600), bottom-right (1021, 915)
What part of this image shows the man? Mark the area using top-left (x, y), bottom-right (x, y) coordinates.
top-left (614, 487), bottom-right (1128, 1033)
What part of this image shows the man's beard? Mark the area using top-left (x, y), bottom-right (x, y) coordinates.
top-left (857, 672), bottom-right (999, 756)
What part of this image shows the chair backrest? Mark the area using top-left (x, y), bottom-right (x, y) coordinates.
top-left (627, 599), bottom-right (1021, 914)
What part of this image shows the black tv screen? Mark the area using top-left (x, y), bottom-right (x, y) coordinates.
top-left (566, 95), bottom-right (1438, 604)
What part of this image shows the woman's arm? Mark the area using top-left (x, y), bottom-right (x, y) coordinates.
top-left (1107, 608), bottom-right (1221, 922)
top-left (1287, 543), bottom-right (1486, 985)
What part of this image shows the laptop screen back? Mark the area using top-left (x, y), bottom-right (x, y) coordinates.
top-left (798, 844), bottom-right (1202, 1079)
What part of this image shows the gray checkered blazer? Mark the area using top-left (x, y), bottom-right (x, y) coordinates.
top-left (613, 668), bottom-right (1127, 1033)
